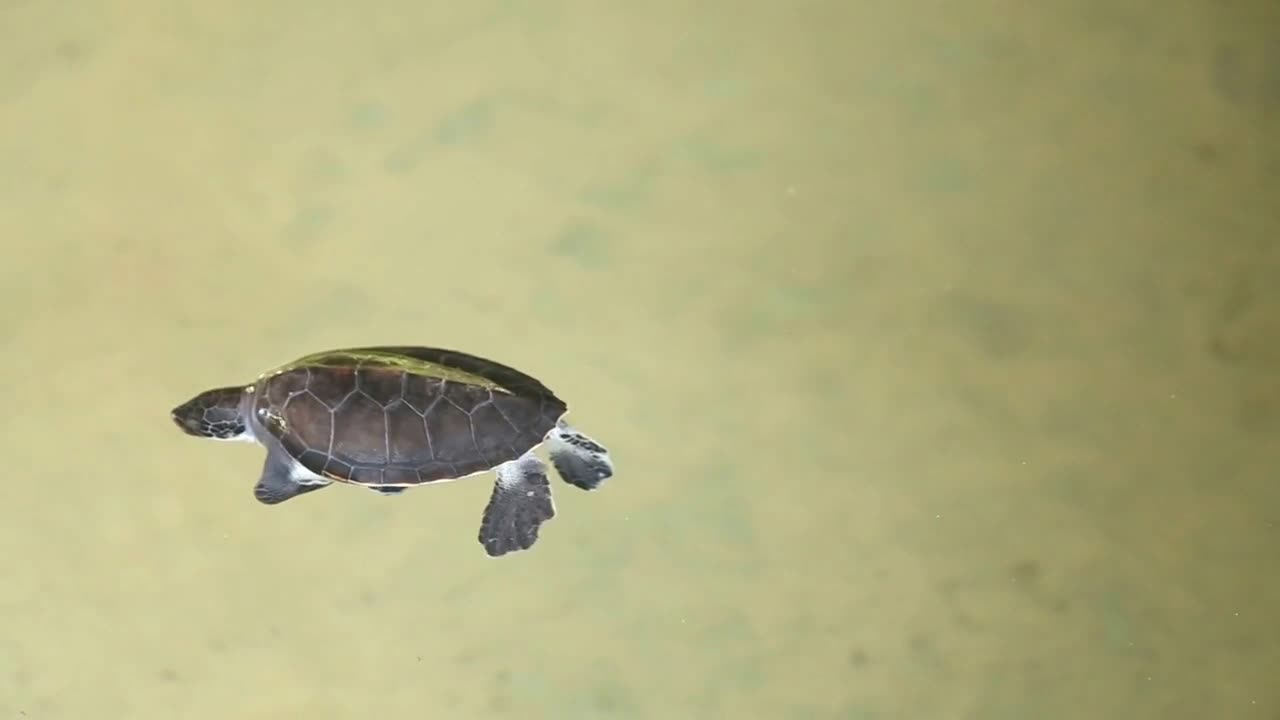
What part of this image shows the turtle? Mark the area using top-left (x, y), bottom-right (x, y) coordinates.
top-left (169, 346), bottom-right (615, 557)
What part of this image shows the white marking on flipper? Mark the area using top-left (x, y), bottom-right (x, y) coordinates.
top-left (287, 457), bottom-right (332, 486)
top-left (496, 452), bottom-right (550, 490)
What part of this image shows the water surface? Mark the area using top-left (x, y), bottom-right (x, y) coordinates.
top-left (1, 1), bottom-right (1277, 718)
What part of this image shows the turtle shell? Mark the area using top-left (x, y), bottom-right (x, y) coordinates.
top-left (250, 347), bottom-right (567, 488)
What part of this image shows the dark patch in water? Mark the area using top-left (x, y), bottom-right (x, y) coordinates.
top-left (349, 101), bottom-right (388, 130)
top-left (1010, 559), bottom-right (1041, 585)
top-left (928, 288), bottom-right (1034, 358)
top-left (581, 158), bottom-right (661, 213)
top-left (675, 134), bottom-right (762, 172)
top-left (435, 99), bottom-right (494, 145)
top-left (284, 205), bottom-right (334, 249)
top-left (550, 222), bottom-right (613, 268)
top-left (1210, 42), bottom-right (1280, 109)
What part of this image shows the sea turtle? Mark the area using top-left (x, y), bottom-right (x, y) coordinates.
top-left (170, 346), bottom-right (615, 557)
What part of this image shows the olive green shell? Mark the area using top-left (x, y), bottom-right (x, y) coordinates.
top-left (250, 346), bottom-right (566, 487)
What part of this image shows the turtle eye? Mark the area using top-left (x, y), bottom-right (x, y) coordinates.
top-left (258, 408), bottom-right (286, 433)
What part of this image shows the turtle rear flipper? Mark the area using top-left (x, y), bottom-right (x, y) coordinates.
top-left (479, 454), bottom-right (556, 557)
top-left (547, 424), bottom-right (614, 490)
top-left (254, 449), bottom-right (330, 505)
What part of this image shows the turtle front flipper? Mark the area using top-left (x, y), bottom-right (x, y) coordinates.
top-left (254, 449), bottom-right (330, 505)
top-left (478, 453), bottom-right (556, 557)
top-left (546, 423), bottom-right (614, 491)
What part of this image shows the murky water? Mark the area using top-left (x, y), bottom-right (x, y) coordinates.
top-left (2, 2), bottom-right (1277, 718)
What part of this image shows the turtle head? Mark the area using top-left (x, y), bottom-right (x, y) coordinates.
top-left (171, 386), bottom-right (251, 441)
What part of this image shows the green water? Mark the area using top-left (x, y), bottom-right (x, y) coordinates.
top-left (2, 2), bottom-right (1278, 718)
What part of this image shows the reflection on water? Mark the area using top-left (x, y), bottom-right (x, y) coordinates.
top-left (1, 1), bottom-right (1278, 718)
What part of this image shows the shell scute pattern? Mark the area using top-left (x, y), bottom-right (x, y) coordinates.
top-left (258, 361), bottom-right (562, 487)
